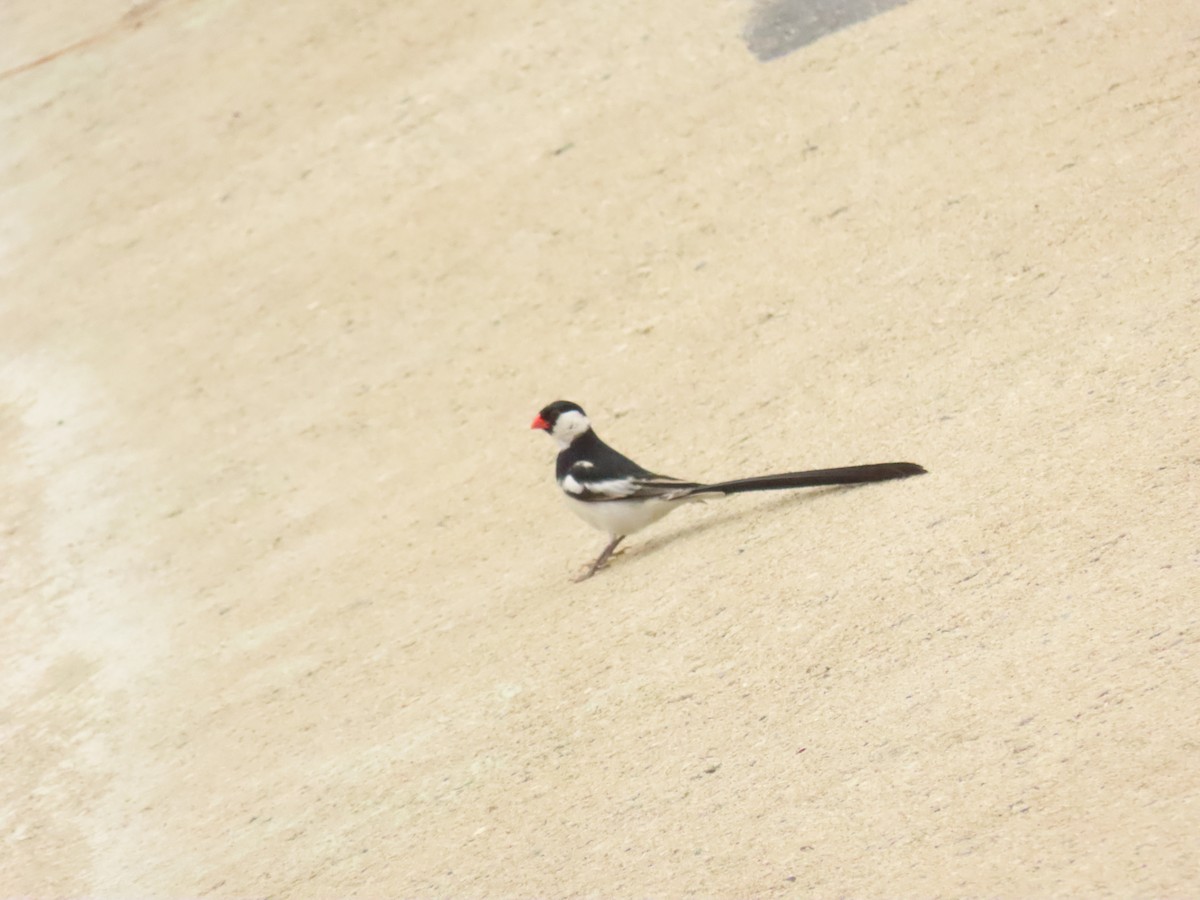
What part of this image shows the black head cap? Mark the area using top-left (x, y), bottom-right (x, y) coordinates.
top-left (531, 400), bottom-right (586, 432)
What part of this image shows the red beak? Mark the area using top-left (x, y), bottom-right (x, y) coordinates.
top-left (531, 414), bottom-right (550, 431)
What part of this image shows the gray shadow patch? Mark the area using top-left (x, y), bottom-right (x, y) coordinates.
top-left (744, 0), bottom-right (910, 61)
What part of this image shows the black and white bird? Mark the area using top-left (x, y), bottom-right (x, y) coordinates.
top-left (531, 400), bottom-right (926, 581)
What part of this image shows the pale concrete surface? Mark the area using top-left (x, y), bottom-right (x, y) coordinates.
top-left (2, 0), bottom-right (1198, 895)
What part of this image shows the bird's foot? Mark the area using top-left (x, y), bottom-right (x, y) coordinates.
top-left (572, 564), bottom-right (601, 583)
top-left (572, 537), bottom-right (626, 582)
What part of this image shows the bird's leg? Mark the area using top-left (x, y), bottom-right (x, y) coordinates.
top-left (573, 535), bottom-right (625, 582)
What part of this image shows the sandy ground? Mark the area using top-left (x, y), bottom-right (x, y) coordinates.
top-left (2, 0), bottom-right (1198, 895)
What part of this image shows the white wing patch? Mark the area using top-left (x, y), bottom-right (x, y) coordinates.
top-left (580, 477), bottom-right (642, 499)
top-left (564, 464), bottom-right (697, 502)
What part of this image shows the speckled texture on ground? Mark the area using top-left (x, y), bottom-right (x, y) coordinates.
top-left (2, 0), bottom-right (1198, 895)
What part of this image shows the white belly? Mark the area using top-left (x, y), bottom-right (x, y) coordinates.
top-left (564, 495), bottom-right (683, 536)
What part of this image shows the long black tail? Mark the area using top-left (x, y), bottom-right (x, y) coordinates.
top-left (691, 462), bottom-right (926, 496)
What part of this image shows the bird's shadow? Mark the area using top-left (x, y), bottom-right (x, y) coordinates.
top-left (620, 484), bottom-right (865, 564)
